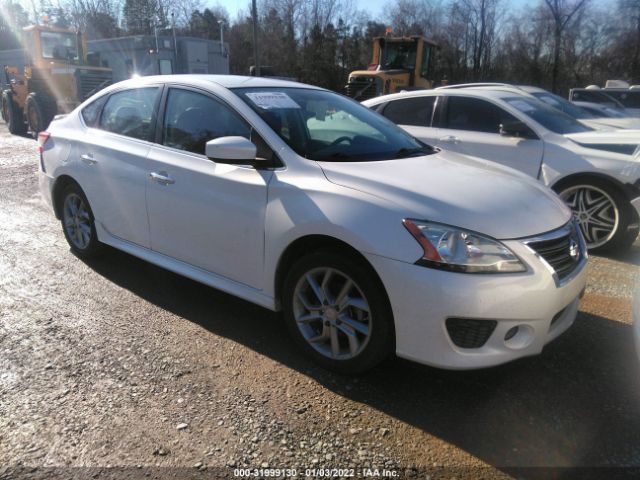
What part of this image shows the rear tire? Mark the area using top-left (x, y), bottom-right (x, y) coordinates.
top-left (554, 178), bottom-right (637, 253)
top-left (282, 251), bottom-right (394, 374)
top-left (58, 183), bottom-right (102, 259)
top-left (3, 90), bottom-right (26, 135)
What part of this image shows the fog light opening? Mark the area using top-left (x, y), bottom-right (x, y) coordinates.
top-left (504, 326), bottom-right (519, 341)
top-left (503, 324), bottom-right (535, 350)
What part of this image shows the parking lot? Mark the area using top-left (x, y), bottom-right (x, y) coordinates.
top-left (0, 122), bottom-right (639, 479)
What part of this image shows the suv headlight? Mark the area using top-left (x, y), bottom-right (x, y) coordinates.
top-left (403, 219), bottom-right (526, 273)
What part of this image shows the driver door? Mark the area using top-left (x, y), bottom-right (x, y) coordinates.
top-left (145, 87), bottom-right (271, 289)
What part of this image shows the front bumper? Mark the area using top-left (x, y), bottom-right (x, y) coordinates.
top-left (364, 237), bottom-right (587, 370)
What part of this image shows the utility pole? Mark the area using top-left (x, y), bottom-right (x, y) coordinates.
top-left (218, 20), bottom-right (225, 56)
top-left (171, 12), bottom-right (178, 73)
top-left (251, 0), bottom-right (260, 76)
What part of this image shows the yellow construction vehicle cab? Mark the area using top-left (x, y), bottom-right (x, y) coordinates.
top-left (1, 24), bottom-right (112, 136)
top-left (346, 35), bottom-right (437, 101)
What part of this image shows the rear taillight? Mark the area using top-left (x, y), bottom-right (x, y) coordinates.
top-left (38, 131), bottom-right (51, 153)
top-left (38, 131), bottom-right (50, 172)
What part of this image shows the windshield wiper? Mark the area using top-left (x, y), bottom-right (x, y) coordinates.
top-left (394, 147), bottom-right (431, 158)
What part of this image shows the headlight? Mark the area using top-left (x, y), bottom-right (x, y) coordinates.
top-left (403, 219), bottom-right (526, 273)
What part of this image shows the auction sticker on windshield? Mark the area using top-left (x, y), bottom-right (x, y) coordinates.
top-left (245, 92), bottom-right (301, 109)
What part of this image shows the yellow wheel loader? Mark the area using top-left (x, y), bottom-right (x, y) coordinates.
top-left (346, 35), bottom-right (438, 100)
top-left (1, 24), bottom-right (112, 137)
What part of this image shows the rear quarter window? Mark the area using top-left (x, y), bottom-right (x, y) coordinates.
top-left (81, 95), bottom-right (108, 128)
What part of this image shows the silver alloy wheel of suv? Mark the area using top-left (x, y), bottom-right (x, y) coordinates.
top-left (559, 184), bottom-right (619, 249)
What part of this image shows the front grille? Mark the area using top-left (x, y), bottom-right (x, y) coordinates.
top-left (345, 77), bottom-right (381, 100)
top-left (527, 226), bottom-right (583, 281)
top-left (76, 69), bottom-right (112, 100)
top-left (446, 318), bottom-right (497, 349)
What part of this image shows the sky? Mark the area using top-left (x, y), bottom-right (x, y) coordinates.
top-left (213, 0), bottom-right (538, 23)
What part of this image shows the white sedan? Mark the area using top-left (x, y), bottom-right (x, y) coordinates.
top-left (364, 87), bottom-right (640, 252)
top-left (39, 75), bottom-right (587, 372)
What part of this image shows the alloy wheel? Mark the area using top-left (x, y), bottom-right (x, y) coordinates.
top-left (292, 267), bottom-right (372, 360)
top-left (63, 193), bottom-right (92, 250)
top-left (560, 184), bottom-right (619, 249)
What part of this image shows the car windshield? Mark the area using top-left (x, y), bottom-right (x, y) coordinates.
top-left (504, 96), bottom-right (592, 134)
top-left (530, 91), bottom-right (596, 119)
top-left (233, 87), bottom-right (433, 162)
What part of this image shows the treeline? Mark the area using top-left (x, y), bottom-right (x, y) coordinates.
top-left (0, 0), bottom-right (638, 94)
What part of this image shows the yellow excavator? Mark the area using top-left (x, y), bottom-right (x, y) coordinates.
top-left (346, 35), bottom-right (438, 101)
top-left (1, 24), bottom-right (112, 137)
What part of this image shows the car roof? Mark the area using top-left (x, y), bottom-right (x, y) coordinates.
top-left (362, 87), bottom-right (524, 105)
top-left (105, 74), bottom-right (323, 91)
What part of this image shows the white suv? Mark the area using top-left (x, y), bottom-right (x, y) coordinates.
top-left (39, 75), bottom-right (587, 372)
top-left (364, 88), bottom-right (640, 251)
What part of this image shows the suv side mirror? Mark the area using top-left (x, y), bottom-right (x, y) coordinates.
top-left (205, 136), bottom-right (259, 166)
top-left (499, 120), bottom-right (537, 140)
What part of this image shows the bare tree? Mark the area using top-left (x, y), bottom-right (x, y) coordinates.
top-left (543, 0), bottom-right (589, 91)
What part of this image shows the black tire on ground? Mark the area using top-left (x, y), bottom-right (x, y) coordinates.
top-left (58, 182), bottom-right (102, 259)
top-left (26, 92), bottom-right (56, 138)
top-left (554, 177), bottom-right (638, 253)
top-left (3, 90), bottom-right (26, 135)
top-left (282, 250), bottom-right (395, 374)
top-left (1, 90), bottom-right (8, 122)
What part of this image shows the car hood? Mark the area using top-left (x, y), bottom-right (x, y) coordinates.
top-left (564, 129), bottom-right (640, 156)
top-left (565, 129), bottom-right (640, 145)
top-left (318, 151), bottom-right (571, 240)
top-left (582, 118), bottom-right (640, 130)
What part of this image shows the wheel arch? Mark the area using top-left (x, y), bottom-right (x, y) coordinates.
top-left (273, 234), bottom-right (390, 313)
top-left (550, 171), bottom-right (635, 200)
top-left (51, 174), bottom-right (83, 219)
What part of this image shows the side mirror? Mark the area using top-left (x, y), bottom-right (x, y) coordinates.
top-left (205, 136), bottom-right (258, 165)
top-left (499, 120), bottom-right (537, 140)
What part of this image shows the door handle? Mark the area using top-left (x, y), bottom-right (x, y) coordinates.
top-left (80, 154), bottom-right (97, 165)
top-left (438, 135), bottom-right (459, 144)
top-left (149, 171), bottom-right (175, 185)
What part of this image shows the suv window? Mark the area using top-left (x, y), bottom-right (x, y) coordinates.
top-left (444, 96), bottom-right (518, 134)
top-left (569, 89), bottom-right (623, 108)
top-left (601, 90), bottom-right (640, 108)
top-left (81, 95), bottom-right (108, 127)
top-left (163, 88), bottom-right (250, 155)
top-left (382, 97), bottom-right (435, 127)
top-left (99, 87), bottom-right (160, 140)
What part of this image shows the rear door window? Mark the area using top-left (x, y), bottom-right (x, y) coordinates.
top-left (99, 87), bottom-right (160, 141)
top-left (444, 96), bottom-right (518, 134)
top-left (381, 96), bottom-right (435, 127)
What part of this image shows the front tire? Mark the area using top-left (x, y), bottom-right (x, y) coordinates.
top-left (59, 183), bottom-right (102, 258)
top-left (3, 90), bottom-right (26, 135)
top-left (282, 251), bottom-right (394, 374)
top-left (555, 178), bottom-right (637, 252)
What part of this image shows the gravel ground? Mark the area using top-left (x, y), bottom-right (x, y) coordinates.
top-left (0, 123), bottom-right (639, 480)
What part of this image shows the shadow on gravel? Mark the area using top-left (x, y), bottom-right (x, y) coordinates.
top-left (81, 246), bottom-right (640, 479)
top-left (601, 241), bottom-right (640, 267)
